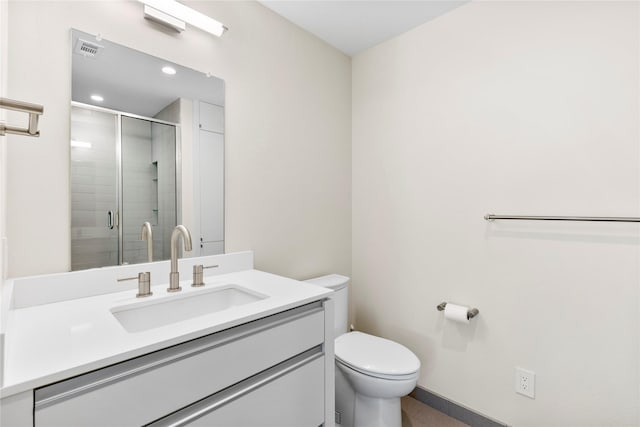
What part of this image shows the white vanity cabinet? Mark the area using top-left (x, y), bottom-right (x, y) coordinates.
top-left (33, 301), bottom-right (328, 427)
top-left (152, 351), bottom-right (325, 426)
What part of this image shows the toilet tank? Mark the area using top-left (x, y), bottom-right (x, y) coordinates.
top-left (304, 274), bottom-right (349, 338)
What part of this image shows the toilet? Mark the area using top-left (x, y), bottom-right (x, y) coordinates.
top-left (305, 274), bottom-right (420, 427)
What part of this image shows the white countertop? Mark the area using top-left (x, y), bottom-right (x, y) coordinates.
top-left (0, 266), bottom-right (331, 397)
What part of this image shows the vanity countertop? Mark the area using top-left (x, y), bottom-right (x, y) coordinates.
top-left (0, 266), bottom-right (331, 397)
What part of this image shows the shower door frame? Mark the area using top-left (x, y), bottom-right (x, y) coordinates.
top-left (71, 101), bottom-right (182, 268)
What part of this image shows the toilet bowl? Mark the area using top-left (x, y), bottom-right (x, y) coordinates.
top-left (335, 331), bottom-right (420, 427)
top-left (305, 275), bottom-right (421, 427)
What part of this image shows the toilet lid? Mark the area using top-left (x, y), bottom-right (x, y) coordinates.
top-left (335, 332), bottom-right (420, 378)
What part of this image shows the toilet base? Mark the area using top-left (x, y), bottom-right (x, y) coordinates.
top-left (336, 365), bottom-right (408, 427)
top-left (354, 394), bottom-right (401, 427)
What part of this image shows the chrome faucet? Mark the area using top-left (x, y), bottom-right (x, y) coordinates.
top-left (168, 225), bottom-right (193, 292)
top-left (140, 222), bottom-right (153, 263)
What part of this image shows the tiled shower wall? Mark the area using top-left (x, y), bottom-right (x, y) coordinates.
top-left (70, 107), bottom-right (118, 270)
top-left (151, 121), bottom-right (177, 261)
top-left (121, 117), bottom-right (177, 264)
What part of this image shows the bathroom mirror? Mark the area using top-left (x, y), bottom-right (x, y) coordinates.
top-left (70, 29), bottom-right (224, 271)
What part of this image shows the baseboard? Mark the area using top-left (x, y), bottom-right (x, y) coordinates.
top-left (410, 386), bottom-right (508, 427)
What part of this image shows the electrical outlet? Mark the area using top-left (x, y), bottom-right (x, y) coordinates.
top-left (515, 367), bottom-right (535, 398)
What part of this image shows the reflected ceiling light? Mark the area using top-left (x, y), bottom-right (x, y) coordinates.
top-left (162, 66), bottom-right (177, 75)
top-left (139, 0), bottom-right (227, 37)
top-left (90, 94), bottom-right (104, 102)
top-left (71, 140), bottom-right (92, 149)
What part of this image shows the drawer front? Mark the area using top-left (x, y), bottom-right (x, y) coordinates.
top-left (151, 348), bottom-right (325, 427)
top-left (35, 302), bottom-right (325, 427)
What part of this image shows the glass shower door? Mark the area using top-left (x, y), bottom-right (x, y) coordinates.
top-left (71, 105), bottom-right (178, 270)
top-left (70, 106), bottom-right (119, 270)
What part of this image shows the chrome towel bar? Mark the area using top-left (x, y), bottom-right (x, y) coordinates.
top-left (484, 214), bottom-right (640, 223)
top-left (0, 97), bottom-right (44, 137)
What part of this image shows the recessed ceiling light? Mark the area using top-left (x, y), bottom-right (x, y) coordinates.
top-left (90, 94), bottom-right (104, 102)
top-left (162, 66), bottom-right (177, 75)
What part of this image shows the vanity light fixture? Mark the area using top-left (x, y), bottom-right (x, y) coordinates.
top-left (90, 94), bottom-right (104, 102)
top-left (139, 0), bottom-right (227, 37)
top-left (162, 66), bottom-right (177, 75)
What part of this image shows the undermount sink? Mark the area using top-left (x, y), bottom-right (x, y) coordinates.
top-left (111, 285), bottom-right (268, 333)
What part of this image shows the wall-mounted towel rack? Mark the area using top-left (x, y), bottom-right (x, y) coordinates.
top-left (0, 97), bottom-right (44, 137)
top-left (484, 214), bottom-right (640, 223)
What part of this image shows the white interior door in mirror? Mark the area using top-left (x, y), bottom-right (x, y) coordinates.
top-left (199, 102), bottom-right (224, 133)
top-left (198, 101), bottom-right (224, 256)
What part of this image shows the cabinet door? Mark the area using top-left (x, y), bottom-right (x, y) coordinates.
top-left (199, 130), bottom-right (224, 246)
top-left (200, 240), bottom-right (224, 256)
top-left (151, 349), bottom-right (325, 427)
top-left (199, 102), bottom-right (224, 133)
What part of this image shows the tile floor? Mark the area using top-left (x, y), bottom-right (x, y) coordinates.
top-left (401, 396), bottom-right (469, 427)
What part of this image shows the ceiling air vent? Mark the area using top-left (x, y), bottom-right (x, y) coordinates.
top-left (74, 39), bottom-right (103, 58)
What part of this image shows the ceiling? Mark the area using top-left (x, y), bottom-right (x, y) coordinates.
top-left (258, 0), bottom-right (470, 56)
top-left (72, 29), bottom-right (224, 118)
top-left (71, 3), bottom-right (471, 115)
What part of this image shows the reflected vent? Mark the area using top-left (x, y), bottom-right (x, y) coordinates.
top-left (74, 39), bottom-right (103, 58)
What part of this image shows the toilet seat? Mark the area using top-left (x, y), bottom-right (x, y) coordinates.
top-left (335, 332), bottom-right (420, 380)
top-left (336, 359), bottom-right (419, 381)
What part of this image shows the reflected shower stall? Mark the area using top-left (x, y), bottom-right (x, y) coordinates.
top-left (70, 104), bottom-right (178, 271)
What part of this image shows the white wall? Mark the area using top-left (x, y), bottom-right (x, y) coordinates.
top-left (0, 0), bottom-right (8, 385)
top-left (352, 1), bottom-right (639, 426)
top-left (5, 1), bottom-right (351, 279)
top-left (0, 0), bottom-right (7, 282)
top-left (0, 0), bottom-right (7, 284)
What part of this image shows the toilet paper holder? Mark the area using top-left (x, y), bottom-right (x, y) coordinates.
top-left (437, 302), bottom-right (479, 320)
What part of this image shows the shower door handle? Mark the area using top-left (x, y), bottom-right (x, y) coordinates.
top-left (107, 210), bottom-right (114, 229)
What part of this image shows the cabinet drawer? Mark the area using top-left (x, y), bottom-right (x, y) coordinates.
top-left (151, 348), bottom-right (325, 427)
top-left (35, 302), bottom-right (325, 426)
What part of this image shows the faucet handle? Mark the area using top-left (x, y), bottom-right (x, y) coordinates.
top-left (136, 272), bottom-right (153, 298)
top-left (192, 264), bottom-right (205, 287)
